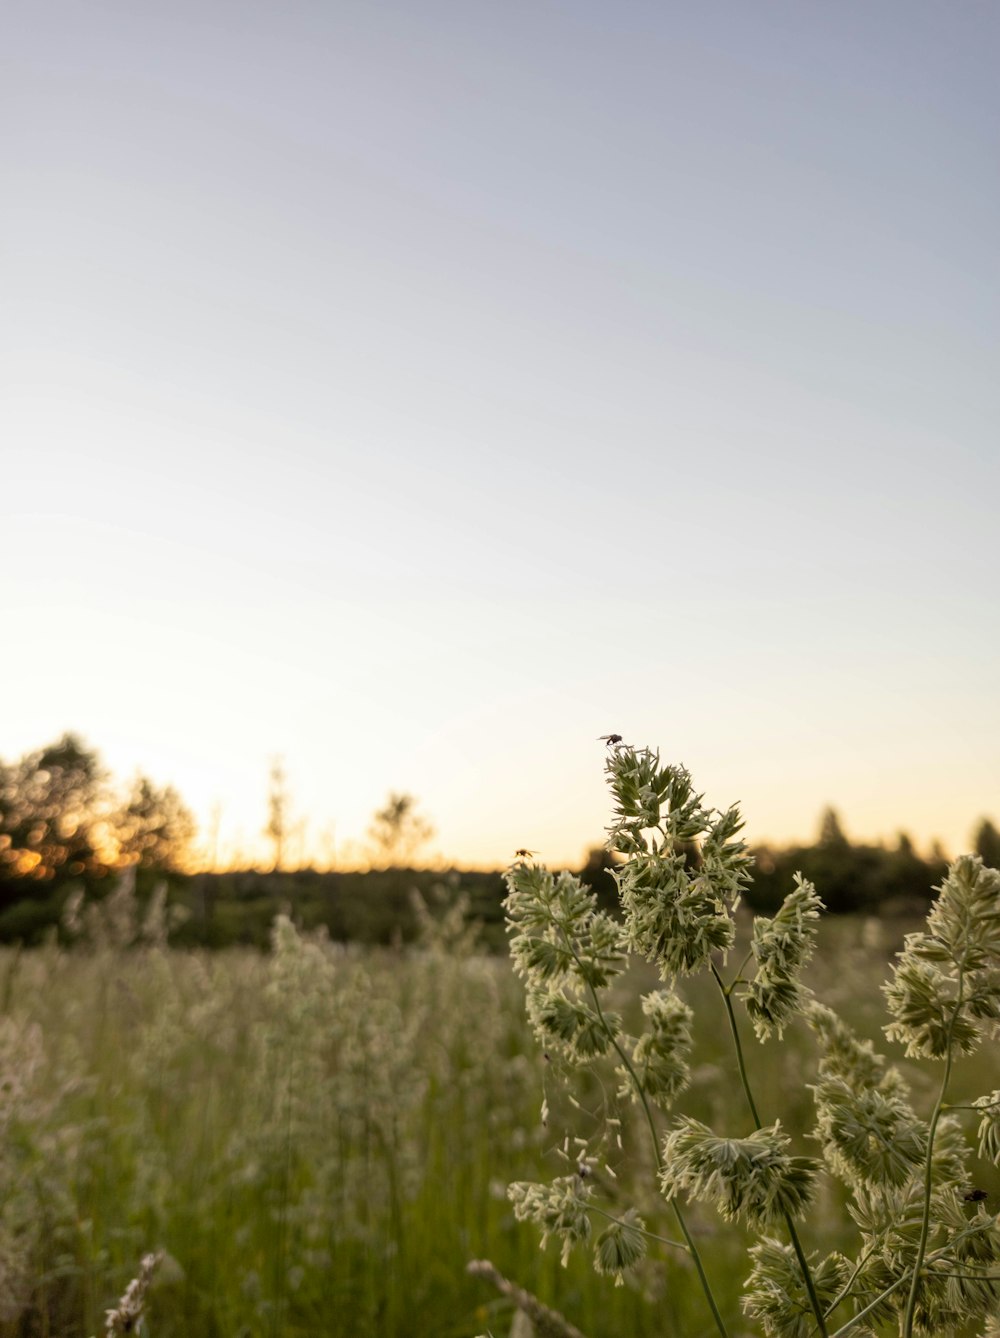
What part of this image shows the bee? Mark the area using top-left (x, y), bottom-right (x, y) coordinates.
top-left (964, 1188), bottom-right (990, 1203)
top-left (514, 848), bottom-right (537, 859)
top-left (598, 734), bottom-right (624, 747)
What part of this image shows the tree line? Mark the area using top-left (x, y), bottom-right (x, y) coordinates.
top-left (1, 734), bottom-right (998, 946)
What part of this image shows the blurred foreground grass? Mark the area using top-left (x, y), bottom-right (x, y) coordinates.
top-left (0, 908), bottom-right (995, 1338)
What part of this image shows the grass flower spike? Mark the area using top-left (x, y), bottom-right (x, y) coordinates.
top-left (503, 737), bottom-right (1000, 1338)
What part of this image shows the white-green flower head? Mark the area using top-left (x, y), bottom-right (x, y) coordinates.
top-left (604, 745), bottom-right (753, 887)
top-left (525, 985), bottom-right (622, 1064)
top-left (743, 1240), bottom-right (851, 1338)
top-left (625, 990), bottom-right (694, 1108)
top-left (810, 1073), bottom-right (926, 1190)
top-left (660, 1117), bottom-right (817, 1229)
top-left (505, 865), bottom-right (627, 990)
top-left (804, 1000), bottom-right (892, 1091)
top-left (744, 875), bottom-right (824, 1040)
top-left (923, 854), bottom-right (1000, 970)
top-left (806, 1001), bottom-right (929, 1194)
top-left (593, 1207), bottom-right (647, 1286)
top-left (616, 852), bottom-right (735, 978)
top-left (508, 1177), bottom-right (592, 1267)
top-left (604, 746), bottom-right (708, 851)
top-left (884, 856), bottom-right (1000, 1059)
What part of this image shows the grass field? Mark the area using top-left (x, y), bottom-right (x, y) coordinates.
top-left (0, 899), bottom-right (996, 1338)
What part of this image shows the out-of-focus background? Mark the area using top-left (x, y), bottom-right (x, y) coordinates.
top-left (2, 4), bottom-right (999, 1336)
top-left (3, 0), bottom-right (998, 872)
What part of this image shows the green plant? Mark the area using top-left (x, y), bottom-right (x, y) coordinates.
top-left (502, 741), bottom-right (1000, 1337)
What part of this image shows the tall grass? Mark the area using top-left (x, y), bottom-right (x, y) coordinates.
top-left (0, 880), bottom-right (992, 1336)
top-left (0, 899), bottom-right (668, 1337)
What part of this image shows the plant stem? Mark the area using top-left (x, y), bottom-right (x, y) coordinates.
top-left (826, 1232), bottom-right (990, 1338)
top-left (711, 963), bottom-right (761, 1124)
top-left (710, 962), bottom-right (829, 1338)
top-left (826, 1270), bottom-right (911, 1338)
top-left (589, 990), bottom-right (730, 1338)
top-left (901, 974), bottom-right (964, 1338)
top-left (822, 1240), bottom-right (879, 1320)
top-left (558, 924), bottom-right (731, 1338)
top-left (584, 1203), bottom-right (689, 1253)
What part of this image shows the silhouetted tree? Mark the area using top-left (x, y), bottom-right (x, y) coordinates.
top-left (817, 806), bottom-right (848, 847)
top-left (973, 819), bottom-right (1000, 870)
top-left (0, 734), bottom-right (110, 901)
top-left (366, 792), bottom-right (434, 866)
top-left (113, 776), bottom-right (196, 872)
top-left (576, 845), bottom-right (622, 914)
top-left (264, 758), bottom-right (289, 871)
top-left (747, 812), bottom-right (943, 916)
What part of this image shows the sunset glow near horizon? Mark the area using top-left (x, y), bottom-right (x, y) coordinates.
top-left (3, 2), bottom-right (998, 871)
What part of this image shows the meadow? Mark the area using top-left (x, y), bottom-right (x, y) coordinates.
top-left (5, 876), bottom-right (991, 1338)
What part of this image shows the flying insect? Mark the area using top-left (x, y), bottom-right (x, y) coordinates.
top-left (598, 734), bottom-right (624, 747)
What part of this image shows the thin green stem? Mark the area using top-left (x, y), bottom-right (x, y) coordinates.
top-left (827, 1270), bottom-right (911, 1338)
top-left (827, 1231), bottom-right (993, 1338)
top-left (901, 973), bottom-right (965, 1338)
top-left (930, 1270), bottom-right (1000, 1281)
top-left (711, 963), bottom-right (762, 1124)
top-left (731, 945), bottom-right (756, 984)
top-left (710, 962), bottom-right (829, 1338)
top-left (822, 1239), bottom-right (880, 1320)
top-left (557, 922), bottom-right (731, 1338)
top-left (583, 1202), bottom-right (689, 1253)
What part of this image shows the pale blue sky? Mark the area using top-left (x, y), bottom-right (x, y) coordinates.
top-left (2, 1), bottom-right (998, 865)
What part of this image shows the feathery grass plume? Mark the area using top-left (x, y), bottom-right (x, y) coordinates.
top-left (614, 850), bottom-right (737, 977)
top-left (410, 879), bottom-right (481, 956)
top-left (806, 1002), bottom-right (926, 1190)
top-left (804, 1000), bottom-right (890, 1090)
top-left (743, 1239), bottom-right (850, 1338)
top-left (104, 1251), bottom-right (162, 1335)
top-left (603, 746), bottom-right (751, 979)
top-left (884, 855), bottom-right (1000, 1059)
top-left (592, 1206), bottom-right (648, 1285)
top-left (506, 865), bottom-right (626, 992)
top-left (811, 1072), bottom-right (926, 1190)
top-left (508, 1177), bottom-right (594, 1267)
top-left (625, 989), bottom-right (694, 1108)
top-left (506, 861), bottom-right (627, 1066)
top-left (659, 1118), bottom-right (817, 1229)
top-left (87, 865), bottom-right (141, 950)
top-left (743, 874), bottom-right (823, 1040)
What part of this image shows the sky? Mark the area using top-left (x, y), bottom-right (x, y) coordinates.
top-left (2, 0), bottom-right (998, 869)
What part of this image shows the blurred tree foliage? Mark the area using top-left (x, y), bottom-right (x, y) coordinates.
top-left (974, 818), bottom-right (1000, 869)
top-left (0, 735), bottom-right (196, 926)
top-left (0, 737), bottom-right (996, 947)
top-left (0, 735), bottom-right (107, 891)
top-left (747, 808), bottom-right (949, 915)
top-left (365, 791), bottom-right (435, 867)
top-left (112, 775), bottom-right (196, 873)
